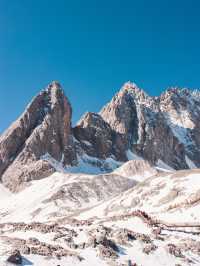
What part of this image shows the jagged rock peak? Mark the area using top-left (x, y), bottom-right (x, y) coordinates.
top-left (119, 81), bottom-right (148, 99)
top-left (0, 81), bottom-right (76, 191)
top-left (47, 80), bottom-right (62, 90)
top-left (76, 112), bottom-right (102, 127)
top-left (121, 81), bottom-right (138, 90)
top-left (99, 82), bottom-right (200, 170)
top-left (121, 82), bottom-right (200, 104)
top-left (159, 86), bottom-right (200, 101)
top-left (104, 81), bottom-right (157, 113)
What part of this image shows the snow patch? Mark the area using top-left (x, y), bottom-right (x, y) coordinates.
top-left (166, 110), bottom-right (195, 129)
top-left (41, 152), bottom-right (122, 175)
top-left (156, 160), bottom-right (174, 172)
top-left (41, 153), bottom-right (65, 172)
top-left (164, 112), bottom-right (193, 146)
top-left (126, 150), bottom-right (142, 160)
top-left (65, 154), bottom-right (122, 174)
top-left (185, 155), bottom-right (197, 169)
top-left (81, 140), bottom-right (92, 146)
top-left (114, 160), bottom-right (157, 182)
top-left (0, 184), bottom-right (11, 200)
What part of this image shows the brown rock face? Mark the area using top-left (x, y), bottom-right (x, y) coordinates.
top-left (73, 112), bottom-right (114, 159)
top-left (98, 82), bottom-right (200, 169)
top-left (73, 113), bottom-right (112, 158)
top-left (0, 81), bottom-right (76, 191)
top-left (73, 112), bottom-right (129, 162)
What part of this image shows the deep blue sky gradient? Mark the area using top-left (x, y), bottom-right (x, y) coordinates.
top-left (0, 0), bottom-right (200, 132)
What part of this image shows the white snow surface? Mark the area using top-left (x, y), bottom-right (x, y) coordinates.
top-left (185, 155), bottom-right (197, 169)
top-left (114, 159), bottom-right (157, 182)
top-left (0, 184), bottom-right (11, 200)
top-left (1, 164), bottom-right (200, 265)
top-left (41, 152), bottom-right (122, 174)
top-left (156, 159), bottom-right (174, 172)
top-left (163, 111), bottom-right (194, 146)
top-left (77, 169), bottom-right (200, 223)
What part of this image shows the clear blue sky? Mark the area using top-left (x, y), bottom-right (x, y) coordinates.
top-left (0, 0), bottom-right (200, 132)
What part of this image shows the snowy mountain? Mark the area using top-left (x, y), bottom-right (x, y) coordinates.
top-left (1, 81), bottom-right (200, 191)
top-left (1, 81), bottom-right (200, 265)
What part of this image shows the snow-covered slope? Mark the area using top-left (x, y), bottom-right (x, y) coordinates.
top-left (0, 184), bottom-right (11, 200)
top-left (0, 166), bottom-right (200, 265)
top-left (114, 159), bottom-right (158, 182)
top-left (0, 171), bottom-right (136, 223)
top-left (78, 169), bottom-right (200, 223)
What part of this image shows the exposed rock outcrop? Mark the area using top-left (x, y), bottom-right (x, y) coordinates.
top-left (73, 112), bottom-right (127, 161)
top-left (7, 249), bottom-right (22, 265)
top-left (73, 112), bottom-right (114, 159)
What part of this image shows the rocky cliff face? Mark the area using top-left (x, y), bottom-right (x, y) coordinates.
top-left (0, 81), bottom-right (76, 191)
top-left (1, 80), bottom-right (200, 191)
top-left (73, 112), bottom-right (127, 161)
top-left (99, 82), bottom-right (200, 170)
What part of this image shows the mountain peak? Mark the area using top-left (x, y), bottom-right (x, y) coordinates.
top-left (0, 82), bottom-right (76, 191)
top-left (47, 80), bottom-right (62, 90)
top-left (117, 81), bottom-right (150, 104)
top-left (122, 81), bottom-right (138, 90)
top-left (120, 81), bottom-right (142, 96)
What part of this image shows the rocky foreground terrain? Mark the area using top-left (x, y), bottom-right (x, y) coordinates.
top-left (0, 81), bottom-right (200, 265)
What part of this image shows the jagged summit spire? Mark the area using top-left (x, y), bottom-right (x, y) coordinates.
top-left (118, 81), bottom-right (149, 102)
top-left (47, 80), bottom-right (62, 90)
top-left (119, 81), bottom-right (148, 97)
top-left (0, 81), bottom-right (76, 191)
top-left (124, 80), bottom-right (137, 88)
top-left (121, 81), bottom-right (138, 90)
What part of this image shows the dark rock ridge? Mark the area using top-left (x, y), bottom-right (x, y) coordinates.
top-left (7, 249), bottom-right (22, 265)
top-left (73, 112), bottom-right (127, 161)
top-left (1, 80), bottom-right (200, 191)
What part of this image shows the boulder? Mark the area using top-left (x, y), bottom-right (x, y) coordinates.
top-left (7, 249), bottom-right (22, 265)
